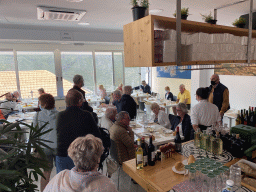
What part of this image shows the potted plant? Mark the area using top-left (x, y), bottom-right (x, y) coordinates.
top-left (173, 8), bottom-right (189, 20)
top-left (0, 120), bottom-right (52, 191)
top-left (131, 0), bottom-right (149, 21)
top-left (201, 12), bottom-right (217, 24)
top-left (233, 17), bottom-right (246, 28)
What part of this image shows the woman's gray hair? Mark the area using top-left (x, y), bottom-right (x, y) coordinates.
top-left (68, 134), bottom-right (104, 172)
top-left (177, 103), bottom-right (188, 114)
top-left (73, 74), bottom-right (84, 85)
top-left (115, 111), bottom-right (130, 122)
top-left (150, 102), bottom-right (160, 110)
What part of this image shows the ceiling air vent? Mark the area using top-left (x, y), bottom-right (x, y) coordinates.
top-left (37, 6), bottom-right (86, 21)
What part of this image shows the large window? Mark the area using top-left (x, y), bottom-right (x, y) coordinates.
top-left (17, 52), bottom-right (56, 98)
top-left (125, 67), bottom-right (141, 87)
top-left (95, 52), bottom-right (114, 92)
top-left (113, 52), bottom-right (123, 88)
top-left (0, 51), bottom-right (16, 100)
top-left (61, 52), bottom-right (94, 95)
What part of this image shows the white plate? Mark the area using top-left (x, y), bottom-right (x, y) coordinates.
top-left (172, 160), bottom-right (188, 175)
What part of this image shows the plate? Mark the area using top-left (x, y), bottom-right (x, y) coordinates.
top-left (172, 160), bottom-right (188, 175)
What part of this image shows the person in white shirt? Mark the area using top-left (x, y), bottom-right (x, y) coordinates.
top-left (0, 92), bottom-right (17, 118)
top-left (151, 103), bottom-right (171, 129)
top-left (100, 107), bottom-right (117, 130)
top-left (191, 87), bottom-right (221, 131)
top-left (171, 103), bottom-right (194, 142)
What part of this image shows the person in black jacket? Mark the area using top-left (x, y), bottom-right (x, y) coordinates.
top-left (134, 80), bottom-right (151, 94)
top-left (71, 74), bottom-right (93, 112)
top-left (165, 86), bottom-right (174, 101)
top-left (171, 103), bottom-right (194, 142)
top-left (119, 86), bottom-right (137, 119)
top-left (55, 89), bottom-right (101, 174)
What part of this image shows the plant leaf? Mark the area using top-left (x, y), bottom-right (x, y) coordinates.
top-left (0, 183), bottom-right (12, 192)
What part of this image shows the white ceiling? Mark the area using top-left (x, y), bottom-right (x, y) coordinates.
top-left (0, 0), bottom-right (254, 32)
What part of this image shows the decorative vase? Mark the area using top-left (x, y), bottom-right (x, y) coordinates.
top-left (236, 23), bottom-right (246, 28)
top-left (132, 6), bottom-right (146, 21)
top-left (206, 20), bottom-right (217, 24)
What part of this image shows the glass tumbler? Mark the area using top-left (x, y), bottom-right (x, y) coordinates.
top-left (195, 166), bottom-right (203, 188)
top-left (189, 168), bottom-right (196, 190)
top-left (230, 164), bottom-right (241, 192)
top-left (201, 169), bottom-right (209, 192)
top-left (207, 172), bottom-right (216, 192)
top-left (213, 170), bottom-right (222, 192)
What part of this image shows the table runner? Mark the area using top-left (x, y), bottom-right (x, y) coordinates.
top-left (182, 141), bottom-right (234, 164)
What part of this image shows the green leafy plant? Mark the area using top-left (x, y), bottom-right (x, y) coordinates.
top-left (232, 17), bottom-right (246, 27)
top-left (173, 8), bottom-right (189, 17)
top-left (131, 0), bottom-right (149, 8)
top-left (201, 12), bottom-right (214, 22)
top-left (0, 120), bottom-right (52, 191)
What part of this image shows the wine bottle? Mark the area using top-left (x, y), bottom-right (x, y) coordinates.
top-left (235, 112), bottom-right (241, 125)
top-left (240, 110), bottom-right (244, 124)
top-left (231, 134), bottom-right (244, 158)
top-left (141, 137), bottom-right (148, 167)
top-left (136, 138), bottom-right (143, 170)
top-left (175, 126), bottom-right (182, 152)
top-left (148, 136), bottom-right (155, 166)
top-left (212, 132), bottom-right (223, 155)
top-left (250, 112), bottom-right (254, 126)
top-left (201, 130), bottom-right (208, 150)
top-left (244, 110), bottom-right (248, 125)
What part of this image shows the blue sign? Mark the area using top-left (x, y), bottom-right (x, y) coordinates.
top-left (157, 66), bottom-right (191, 79)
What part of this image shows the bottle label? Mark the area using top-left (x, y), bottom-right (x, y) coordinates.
top-left (137, 154), bottom-right (143, 164)
top-left (143, 156), bottom-right (148, 165)
top-left (151, 152), bottom-right (155, 161)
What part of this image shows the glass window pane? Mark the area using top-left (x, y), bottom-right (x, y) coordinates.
top-left (95, 52), bottom-right (113, 92)
top-left (113, 52), bottom-right (123, 89)
top-left (61, 52), bottom-right (94, 95)
top-left (125, 67), bottom-right (140, 87)
top-left (17, 52), bottom-right (56, 98)
top-left (141, 67), bottom-right (148, 83)
top-left (0, 51), bottom-right (16, 101)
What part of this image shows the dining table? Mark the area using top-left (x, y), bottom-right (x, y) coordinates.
top-left (123, 140), bottom-right (254, 192)
top-left (14, 99), bottom-right (38, 112)
top-left (86, 95), bottom-right (105, 105)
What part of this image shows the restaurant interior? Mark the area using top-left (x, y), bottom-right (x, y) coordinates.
top-left (0, 0), bottom-right (256, 192)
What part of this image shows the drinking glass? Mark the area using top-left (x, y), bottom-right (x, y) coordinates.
top-left (201, 169), bottom-right (209, 192)
top-left (189, 168), bottom-right (196, 191)
top-left (207, 172), bottom-right (216, 192)
top-left (230, 164), bottom-right (241, 191)
top-left (195, 166), bottom-right (203, 188)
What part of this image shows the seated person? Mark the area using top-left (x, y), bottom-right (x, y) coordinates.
top-left (151, 103), bottom-right (171, 129)
top-left (100, 107), bottom-right (117, 130)
top-left (112, 90), bottom-right (122, 112)
top-left (109, 111), bottom-right (135, 164)
top-left (134, 80), bottom-right (151, 94)
top-left (32, 93), bottom-right (59, 191)
top-left (98, 84), bottom-right (107, 99)
top-left (117, 83), bottom-right (123, 92)
top-left (44, 134), bottom-right (117, 192)
top-left (12, 91), bottom-right (21, 102)
top-left (120, 86), bottom-right (137, 119)
top-left (171, 103), bottom-right (194, 142)
top-left (173, 84), bottom-right (191, 115)
top-left (0, 92), bottom-right (17, 119)
top-left (165, 86), bottom-right (174, 101)
top-left (38, 88), bottom-right (45, 96)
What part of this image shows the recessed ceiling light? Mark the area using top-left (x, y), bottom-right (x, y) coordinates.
top-left (149, 9), bottom-right (164, 14)
top-left (78, 22), bottom-right (90, 25)
top-left (66, 0), bottom-right (83, 2)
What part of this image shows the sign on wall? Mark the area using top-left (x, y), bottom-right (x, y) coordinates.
top-left (157, 66), bottom-right (191, 79)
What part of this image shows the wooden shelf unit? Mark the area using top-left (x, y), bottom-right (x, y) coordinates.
top-left (123, 14), bottom-right (256, 67)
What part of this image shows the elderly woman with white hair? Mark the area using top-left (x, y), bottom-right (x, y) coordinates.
top-left (100, 107), bottom-right (117, 130)
top-left (171, 103), bottom-right (194, 142)
top-left (44, 134), bottom-right (117, 192)
top-left (151, 103), bottom-right (171, 129)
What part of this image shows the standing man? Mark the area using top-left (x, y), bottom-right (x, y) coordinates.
top-left (208, 74), bottom-right (230, 118)
top-left (71, 74), bottom-right (93, 112)
top-left (134, 80), bottom-right (151, 94)
top-left (55, 89), bottom-right (101, 173)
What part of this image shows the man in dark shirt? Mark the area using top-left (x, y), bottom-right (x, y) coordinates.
top-left (120, 86), bottom-right (137, 119)
top-left (71, 74), bottom-right (93, 112)
top-left (134, 80), bottom-right (151, 94)
top-left (55, 89), bottom-right (101, 173)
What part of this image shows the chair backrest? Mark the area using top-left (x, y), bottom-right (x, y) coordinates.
top-left (169, 114), bottom-right (177, 129)
top-left (110, 139), bottom-right (121, 165)
top-left (173, 96), bottom-right (177, 101)
top-left (151, 92), bottom-right (157, 96)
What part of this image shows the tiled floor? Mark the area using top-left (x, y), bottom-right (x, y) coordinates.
top-left (34, 161), bottom-right (146, 192)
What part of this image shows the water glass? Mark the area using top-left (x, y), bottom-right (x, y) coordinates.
top-left (201, 169), bottom-right (209, 192)
top-left (213, 170), bottom-right (222, 192)
top-left (207, 173), bottom-right (216, 192)
top-left (230, 164), bottom-right (241, 191)
top-left (189, 168), bottom-right (196, 189)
